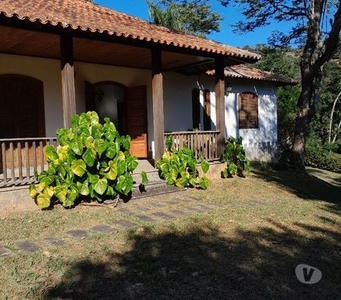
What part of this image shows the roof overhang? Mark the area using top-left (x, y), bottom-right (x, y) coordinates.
top-left (0, 1), bottom-right (261, 75)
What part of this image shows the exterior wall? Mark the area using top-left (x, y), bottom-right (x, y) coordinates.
top-left (0, 53), bottom-right (278, 162)
top-left (198, 77), bottom-right (278, 162)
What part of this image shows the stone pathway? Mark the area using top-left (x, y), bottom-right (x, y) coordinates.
top-left (0, 189), bottom-right (252, 256)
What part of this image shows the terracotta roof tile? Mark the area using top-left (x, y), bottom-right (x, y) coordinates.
top-left (207, 65), bottom-right (297, 85)
top-left (0, 0), bottom-right (260, 61)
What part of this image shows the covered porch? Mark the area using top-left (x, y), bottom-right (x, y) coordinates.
top-left (0, 0), bottom-right (260, 189)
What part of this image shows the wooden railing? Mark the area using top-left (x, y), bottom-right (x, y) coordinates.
top-left (0, 137), bottom-right (58, 188)
top-left (164, 131), bottom-right (220, 161)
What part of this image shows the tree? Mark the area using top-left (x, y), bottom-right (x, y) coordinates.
top-left (147, 0), bottom-right (222, 37)
top-left (221, 0), bottom-right (341, 169)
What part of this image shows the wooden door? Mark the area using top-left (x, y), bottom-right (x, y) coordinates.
top-left (125, 85), bottom-right (148, 158)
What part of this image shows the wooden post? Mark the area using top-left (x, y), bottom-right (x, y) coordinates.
top-left (151, 47), bottom-right (165, 162)
top-left (215, 56), bottom-right (226, 158)
top-left (60, 33), bottom-right (76, 128)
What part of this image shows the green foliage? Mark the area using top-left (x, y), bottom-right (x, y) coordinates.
top-left (221, 136), bottom-right (250, 178)
top-left (305, 133), bottom-right (340, 172)
top-left (148, 0), bottom-right (222, 37)
top-left (156, 144), bottom-right (210, 189)
top-left (29, 111), bottom-right (138, 209)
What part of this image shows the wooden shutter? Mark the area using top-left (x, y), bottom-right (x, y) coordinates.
top-left (203, 89), bottom-right (211, 130)
top-left (238, 92), bottom-right (258, 129)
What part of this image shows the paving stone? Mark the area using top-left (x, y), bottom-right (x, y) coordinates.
top-left (151, 202), bottom-right (168, 208)
top-left (113, 219), bottom-right (138, 229)
top-left (192, 204), bottom-right (214, 212)
top-left (169, 209), bottom-right (191, 217)
top-left (188, 206), bottom-right (211, 213)
top-left (16, 240), bottom-right (40, 252)
top-left (134, 214), bottom-right (157, 223)
top-left (162, 199), bottom-right (182, 206)
top-left (151, 212), bottom-right (176, 220)
top-left (65, 230), bottom-right (89, 239)
top-left (44, 237), bottom-right (66, 247)
top-left (91, 224), bottom-right (115, 233)
top-left (0, 246), bottom-right (12, 257)
top-left (117, 208), bottom-right (135, 215)
top-left (134, 206), bottom-right (151, 212)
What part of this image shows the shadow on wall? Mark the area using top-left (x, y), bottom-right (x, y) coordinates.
top-left (43, 216), bottom-right (341, 299)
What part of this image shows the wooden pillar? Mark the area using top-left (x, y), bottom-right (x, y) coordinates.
top-left (60, 33), bottom-right (76, 128)
top-left (151, 47), bottom-right (165, 162)
top-left (215, 56), bottom-right (226, 158)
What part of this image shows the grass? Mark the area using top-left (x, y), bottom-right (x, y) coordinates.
top-left (0, 167), bottom-right (340, 299)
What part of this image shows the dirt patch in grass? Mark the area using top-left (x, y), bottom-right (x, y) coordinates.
top-left (0, 169), bottom-right (340, 299)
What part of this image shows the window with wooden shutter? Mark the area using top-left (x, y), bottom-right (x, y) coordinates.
top-left (238, 92), bottom-right (259, 129)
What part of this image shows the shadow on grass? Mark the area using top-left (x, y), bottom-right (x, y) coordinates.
top-left (251, 169), bottom-right (341, 205)
top-left (43, 220), bottom-right (341, 299)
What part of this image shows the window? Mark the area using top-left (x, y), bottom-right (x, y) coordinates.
top-left (0, 74), bottom-right (45, 138)
top-left (238, 92), bottom-right (259, 129)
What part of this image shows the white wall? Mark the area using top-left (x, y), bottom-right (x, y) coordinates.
top-left (0, 53), bottom-right (278, 161)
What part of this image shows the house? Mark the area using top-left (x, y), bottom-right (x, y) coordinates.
top-left (0, 0), bottom-right (293, 190)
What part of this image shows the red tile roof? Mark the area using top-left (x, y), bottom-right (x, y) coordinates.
top-left (0, 0), bottom-right (260, 61)
top-left (207, 65), bottom-right (297, 85)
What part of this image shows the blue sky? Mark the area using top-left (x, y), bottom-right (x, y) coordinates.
top-left (95, 0), bottom-right (285, 48)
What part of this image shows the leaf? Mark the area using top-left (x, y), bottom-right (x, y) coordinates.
top-left (36, 186), bottom-right (54, 209)
top-left (115, 174), bottom-right (133, 196)
top-left (199, 176), bottom-right (210, 190)
top-left (38, 171), bottom-right (55, 186)
top-left (78, 181), bottom-right (90, 196)
top-left (94, 139), bottom-right (107, 157)
top-left (36, 193), bottom-right (51, 209)
top-left (106, 161), bottom-right (118, 181)
top-left (45, 145), bottom-right (58, 162)
top-left (70, 140), bottom-right (83, 156)
top-left (127, 155), bottom-right (138, 172)
top-left (141, 171), bottom-right (149, 184)
top-left (106, 141), bottom-right (120, 159)
top-left (106, 185), bottom-right (117, 198)
top-left (29, 184), bottom-right (38, 199)
top-left (189, 177), bottom-right (197, 187)
top-left (71, 159), bottom-right (87, 177)
top-left (120, 135), bottom-right (131, 150)
top-left (200, 159), bottom-right (210, 174)
top-left (228, 163), bottom-right (238, 176)
top-left (94, 178), bottom-right (108, 195)
top-left (175, 175), bottom-right (188, 188)
top-left (54, 184), bottom-right (68, 203)
top-left (82, 148), bottom-right (96, 167)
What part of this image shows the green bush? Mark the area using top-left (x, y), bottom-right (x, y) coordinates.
top-left (305, 135), bottom-right (339, 172)
top-left (156, 142), bottom-right (210, 189)
top-left (221, 136), bottom-right (250, 178)
top-left (29, 111), bottom-right (138, 209)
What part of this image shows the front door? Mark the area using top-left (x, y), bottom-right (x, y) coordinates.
top-left (85, 82), bottom-right (148, 158)
top-left (125, 85), bottom-right (148, 158)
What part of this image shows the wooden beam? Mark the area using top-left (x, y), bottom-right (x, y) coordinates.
top-left (60, 33), bottom-right (76, 128)
top-left (151, 47), bottom-right (165, 162)
top-left (215, 56), bottom-right (226, 158)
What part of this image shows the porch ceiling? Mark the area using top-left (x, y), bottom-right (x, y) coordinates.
top-left (0, 25), bottom-right (216, 74)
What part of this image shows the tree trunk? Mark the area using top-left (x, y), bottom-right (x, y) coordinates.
top-left (290, 68), bottom-right (318, 169)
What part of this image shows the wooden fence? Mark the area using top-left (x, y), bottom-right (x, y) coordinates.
top-left (0, 138), bottom-right (58, 188)
top-left (164, 131), bottom-right (220, 161)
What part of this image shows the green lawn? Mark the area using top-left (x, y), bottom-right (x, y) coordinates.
top-left (0, 168), bottom-right (340, 299)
